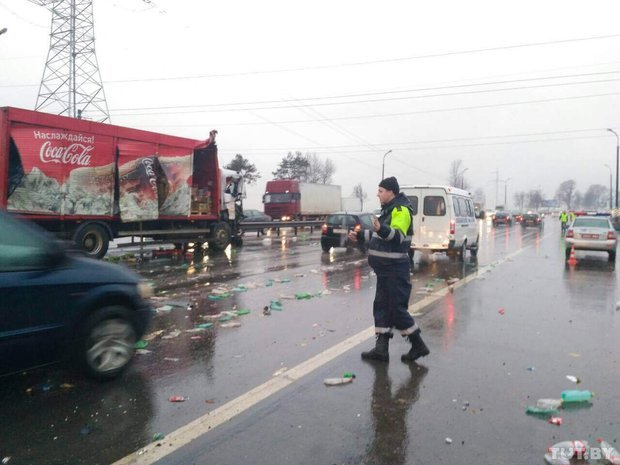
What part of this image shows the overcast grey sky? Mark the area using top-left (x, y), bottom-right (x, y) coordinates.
top-left (2, 0), bottom-right (620, 209)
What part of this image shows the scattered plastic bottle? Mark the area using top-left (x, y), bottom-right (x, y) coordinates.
top-left (547, 440), bottom-right (589, 462)
top-left (598, 438), bottom-right (620, 465)
top-left (537, 399), bottom-right (563, 410)
top-left (526, 406), bottom-right (559, 415)
top-left (561, 390), bottom-right (594, 402)
top-left (168, 395), bottom-right (188, 402)
top-left (324, 377), bottom-right (353, 386)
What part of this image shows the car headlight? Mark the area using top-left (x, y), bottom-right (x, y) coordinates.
top-left (138, 281), bottom-right (154, 299)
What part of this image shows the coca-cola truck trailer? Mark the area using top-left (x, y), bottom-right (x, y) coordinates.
top-left (0, 107), bottom-right (244, 258)
top-left (263, 179), bottom-right (341, 220)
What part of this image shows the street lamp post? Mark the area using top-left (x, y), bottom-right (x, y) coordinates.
top-left (503, 178), bottom-right (511, 206)
top-left (381, 149), bottom-right (392, 180)
top-left (460, 168), bottom-right (469, 189)
top-left (607, 128), bottom-right (619, 209)
top-left (604, 164), bottom-right (613, 209)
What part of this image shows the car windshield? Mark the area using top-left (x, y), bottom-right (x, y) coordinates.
top-left (264, 193), bottom-right (294, 203)
top-left (0, 215), bottom-right (51, 271)
top-left (326, 214), bottom-right (357, 227)
top-left (573, 218), bottom-right (610, 229)
top-left (523, 214), bottom-right (538, 219)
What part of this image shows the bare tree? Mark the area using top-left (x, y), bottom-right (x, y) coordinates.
top-left (583, 184), bottom-right (608, 208)
top-left (573, 191), bottom-right (583, 210)
top-left (556, 180), bottom-right (577, 209)
top-left (352, 183), bottom-right (367, 211)
top-left (448, 159), bottom-right (469, 189)
top-left (526, 189), bottom-right (544, 209)
top-left (473, 188), bottom-right (486, 206)
top-left (513, 191), bottom-right (526, 210)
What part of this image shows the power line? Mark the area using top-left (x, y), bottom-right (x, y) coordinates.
top-left (107, 70), bottom-right (620, 112)
top-left (102, 33), bottom-right (620, 82)
top-left (228, 133), bottom-right (612, 156)
top-left (108, 78), bottom-right (620, 116)
top-left (125, 91), bottom-right (620, 127)
top-left (214, 127), bottom-right (616, 152)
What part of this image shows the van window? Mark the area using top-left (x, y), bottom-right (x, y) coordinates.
top-left (406, 196), bottom-right (418, 215)
top-left (453, 199), bottom-right (461, 216)
top-left (466, 199), bottom-right (474, 217)
top-left (423, 196), bottom-right (446, 216)
top-left (457, 198), bottom-right (469, 217)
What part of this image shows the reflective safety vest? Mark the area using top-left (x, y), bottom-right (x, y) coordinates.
top-left (560, 212), bottom-right (568, 223)
top-left (365, 193), bottom-right (413, 273)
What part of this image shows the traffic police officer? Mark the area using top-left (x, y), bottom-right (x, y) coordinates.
top-left (349, 176), bottom-right (430, 362)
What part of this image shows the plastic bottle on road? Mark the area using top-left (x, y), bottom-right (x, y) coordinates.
top-left (547, 440), bottom-right (589, 462)
top-left (598, 438), bottom-right (620, 465)
top-left (324, 372), bottom-right (356, 386)
top-left (561, 390), bottom-right (594, 402)
top-left (324, 377), bottom-right (354, 386)
top-left (537, 399), bottom-right (563, 410)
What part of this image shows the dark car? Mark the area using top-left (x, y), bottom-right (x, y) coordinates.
top-left (242, 209), bottom-right (272, 222)
top-left (321, 212), bottom-right (375, 252)
top-left (521, 212), bottom-right (543, 229)
top-left (493, 211), bottom-right (513, 226)
top-left (0, 212), bottom-right (152, 379)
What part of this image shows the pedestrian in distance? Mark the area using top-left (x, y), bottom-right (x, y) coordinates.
top-left (348, 176), bottom-right (430, 363)
top-left (560, 210), bottom-right (569, 235)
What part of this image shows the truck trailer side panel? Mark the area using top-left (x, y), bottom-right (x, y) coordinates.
top-left (299, 183), bottom-right (341, 215)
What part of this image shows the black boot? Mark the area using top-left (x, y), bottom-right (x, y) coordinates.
top-left (401, 330), bottom-right (430, 362)
top-left (361, 333), bottom-right (392, 362)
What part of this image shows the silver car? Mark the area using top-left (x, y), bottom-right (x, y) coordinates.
top-left (565, 216), bottom-right (617, 262)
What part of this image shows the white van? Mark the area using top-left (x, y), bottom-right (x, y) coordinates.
top-left (400, 185), bottom-right (479, 260)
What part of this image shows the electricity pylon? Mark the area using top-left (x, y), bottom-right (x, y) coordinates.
top-left (27, 0), bottom-right (110, 122)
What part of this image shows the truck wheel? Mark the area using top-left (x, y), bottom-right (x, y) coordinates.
top-left (74, 223), bottom-right (109, 259)
top-left (78, 306), bottom-right (137, 380)
top-left (231, 236), bottom-right (243, 247)
top-left (209, 222), bottom-right (232, 251)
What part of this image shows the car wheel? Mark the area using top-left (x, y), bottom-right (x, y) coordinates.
top-left (469, 239), bottom-right (479, 257)
top-left (80, 306), bottom-right (137, 380)
top-left (458, 242), bottom-right (467, 262)
top-left (74, 223), bottom-right (109, 259)
top-left (609, 250), bottom-right (616, 262)
top-left (231, 236), bottom-right (243, 247)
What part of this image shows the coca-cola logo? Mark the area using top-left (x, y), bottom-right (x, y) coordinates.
top-left (39, 141), bottom-right (93, 166)
top-left (142, 158), bottom-right (159, 195)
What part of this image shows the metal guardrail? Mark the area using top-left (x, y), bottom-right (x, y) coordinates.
top-left (239, 220), bottom-right (323, 236)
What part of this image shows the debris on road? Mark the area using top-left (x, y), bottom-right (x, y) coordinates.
top-left (168, 395), bottom-right (188, 402)
top-left (152, 433), bottom-right (165, 442)
top-left (263, 306), bottom-right (271, 316)
top-left (162, 329), bottom-right (182, 339)
top-left (270, 300), bottom-right (283, 311)
top-left (220, 322), bottom-right (241, 328)
top-left (565, 375), bottom-right (581, 384)
top-left (536, 399), bottom-right (563, 410)
top-left (498, 308), bottom-right (505, 315)
top-left (273, 367), bottom-right (288, 376)
top-left (561, 390), bottom-right (593, 403)
top-left (134, 340), bottom-right (149, 349)
top-left (597, 438), bottom-right (620, 464)
top-left (445, 438), bottom-right (453, 445)
top-left (548, 416), bottom-right (563, 426)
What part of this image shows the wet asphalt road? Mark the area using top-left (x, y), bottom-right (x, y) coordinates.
top-left (1, 219), bottom-right (619, 465)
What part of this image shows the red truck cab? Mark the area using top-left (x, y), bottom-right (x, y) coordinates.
top-left (263, 179), bottom-right (300, 221)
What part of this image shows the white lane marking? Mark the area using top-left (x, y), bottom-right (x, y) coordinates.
top-left (114, 229), bottom-right (552, 465)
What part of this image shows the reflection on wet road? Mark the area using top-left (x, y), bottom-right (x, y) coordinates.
top-left (3, 218), bottom-right (618, 465)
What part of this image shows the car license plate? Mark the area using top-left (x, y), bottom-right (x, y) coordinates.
top-left (581, 234), bottom-right (598, 239)
top-left (333, 228), bottom-right (347, 234)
